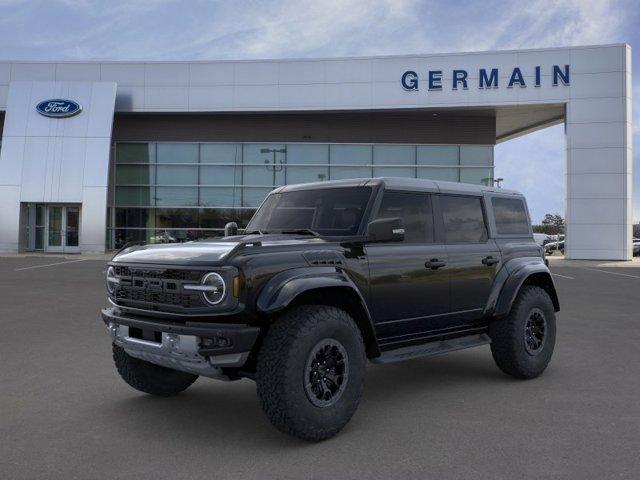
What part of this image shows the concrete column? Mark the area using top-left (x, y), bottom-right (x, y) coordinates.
top-left (564, 45), bottom-right (632, 260)
top-left (0, 81), bottom-right (116, 254)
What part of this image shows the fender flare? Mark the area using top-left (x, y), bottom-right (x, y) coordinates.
top-left (256, 267), bottom-right (379, 356)
top-left (489, 258), bottom-right (560, 318)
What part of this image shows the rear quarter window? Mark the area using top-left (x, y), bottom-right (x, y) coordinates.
top-left (440, 195), bottom-right (488, 243)
top-left (491, 197), bottom-right (530, 235)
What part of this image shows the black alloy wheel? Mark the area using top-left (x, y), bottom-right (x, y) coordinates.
top-left (524, 307), bottom-right (547, 356)
top-left (304, 339), bottom-right (349, 407)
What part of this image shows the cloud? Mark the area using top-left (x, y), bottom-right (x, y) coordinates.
top-left (487, 0), bottom-right (626, 49)
top-left (225, 0), bottom-right (422, 58)
top-left (0, 0), bottom-right (425, 60)
top-left (0, 0), bottom-right (632, 60)
top-left (0, 0), bottom-right (637, 220)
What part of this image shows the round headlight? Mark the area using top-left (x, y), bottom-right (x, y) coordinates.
top-left (106, 266), bottom-right (119, 295)
top-left (201, 272), bottom-right (226, 305)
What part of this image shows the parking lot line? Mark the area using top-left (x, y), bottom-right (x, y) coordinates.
top-left (577, 266), bottom-right (640, 279)
top-left (14, 259), bottom-right (88, 271)
top-left (551, 273), bottom-right (574, 280)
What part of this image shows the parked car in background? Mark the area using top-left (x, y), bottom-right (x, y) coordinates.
top-left (544, 235), bottom-right (565, 255)
top-left (149, 230), bottom-right (177, 244)
top-left (533, 233), bottom-right (552, 246)
top-left (633, 238), bottom-right (640, 256)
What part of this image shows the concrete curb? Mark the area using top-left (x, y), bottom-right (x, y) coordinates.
top-left (547, 256), bottom-right (640, 268)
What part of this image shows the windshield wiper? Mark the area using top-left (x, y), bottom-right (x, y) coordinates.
top-left (279, 229), bottom-right (321, 237)
top-left (244, 229), bottom-right (267, 235)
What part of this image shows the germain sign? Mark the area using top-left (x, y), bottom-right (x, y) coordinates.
top-left (36, 99), bottom-right (82, 118)
top-left (401, 65), bottom-right (570, 91)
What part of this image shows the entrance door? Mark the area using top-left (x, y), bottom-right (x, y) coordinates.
top-left (64, 206), bottom-right (80, 253)
top-left (46, 206), bottom-right (64, 252)
top-left (45, 205), bottom-right (81, 253)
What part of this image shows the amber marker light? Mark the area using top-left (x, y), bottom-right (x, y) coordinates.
top-left (232, 276), bottom-right (242, 298)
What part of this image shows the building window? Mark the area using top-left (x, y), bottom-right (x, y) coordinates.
top-left (243, 144), bottom-right (286, 188)
top-left (116, 143), bottom-right (155, 163)
top-left (329, 145), bottom-right (372, 179)
top-left (460, 145), bottom-right (494, 186)
top-left (373, 145), bottom-right (415, 178)
top-left (109, 142), bottom-right (494, 249)
top-left (417, 145), bottom-right (459, 182)
top-left (286, 144), bottom-right (329, 184)
top-left (157, 143), bottom-right (199, 164)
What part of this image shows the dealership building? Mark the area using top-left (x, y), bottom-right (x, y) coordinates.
top-left (0, 43), bottom-right (633, 259)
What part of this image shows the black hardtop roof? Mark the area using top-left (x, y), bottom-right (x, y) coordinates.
top-left (275, 177), bottom-right (523, 196)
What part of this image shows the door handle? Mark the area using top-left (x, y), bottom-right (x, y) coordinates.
top-left (482, 256), bottom-right (499, 266)
top-left (425, 258), bottom-right (446, 270)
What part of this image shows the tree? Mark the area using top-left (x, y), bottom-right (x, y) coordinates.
top-left (541, 213), bottom-right (564, 229)
top-left (533, 213), bottom-right (565, 235)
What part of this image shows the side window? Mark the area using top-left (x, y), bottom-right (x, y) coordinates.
top-left (441, 195), bottom-right (487, 243)
top-left (375, 191), bottom-right (434, 243)
top-left (491, 197), bottom-right (530, 235)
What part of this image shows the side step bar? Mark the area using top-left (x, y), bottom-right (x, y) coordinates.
top-left (371, 333), bottom-right (491, 364)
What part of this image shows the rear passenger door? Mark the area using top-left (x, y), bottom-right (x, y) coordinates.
top-left (440, 194), bottom-right (501, 323)
top-left (366, 191), bottom-right (450, 339)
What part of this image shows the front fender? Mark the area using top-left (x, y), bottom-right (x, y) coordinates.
top-left (487, 257), bottom-right (559, 318)
top-left (256, 267), bottom-right (380, 358)
top-left (257, 267), bottom-right (362, 313)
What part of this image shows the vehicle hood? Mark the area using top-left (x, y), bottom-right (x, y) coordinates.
top-left (111, 234), bottom-right (330, 265)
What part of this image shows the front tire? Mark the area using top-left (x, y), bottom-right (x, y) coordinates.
top-left (256, 305), bottom-right (366, 441)
top-left (113, 344), bottom-right (198, 396)
top-left (489, 286), bottom-right (556, 379)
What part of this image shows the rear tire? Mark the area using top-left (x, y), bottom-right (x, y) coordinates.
top-left (489, 286), bottom-right (556, 379)
top-left (256, 305), bottom-right (366, 441)
top-left (113, 344), bottom-right (198, 396)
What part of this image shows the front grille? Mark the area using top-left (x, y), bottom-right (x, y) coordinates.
top-left (112, 266), bottom-right (206, 310)
top-left (114, 266), bottom-right (202, 282)
top-left (115, 288), bottom-right (202, 308)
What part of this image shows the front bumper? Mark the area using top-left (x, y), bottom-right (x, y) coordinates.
top-left (101, 307), bottom-right (260, 379)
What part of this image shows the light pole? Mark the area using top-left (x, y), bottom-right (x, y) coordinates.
top-left (261, 147), bottom-right (287, 188)
top-left (494, 177), bottom-right (504, 188)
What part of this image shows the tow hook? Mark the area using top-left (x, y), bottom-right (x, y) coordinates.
top-left (107, 322), bottom-right (119, 341)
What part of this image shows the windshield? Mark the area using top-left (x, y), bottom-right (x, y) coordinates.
top-left (245, 187), bottom-right (373, 237)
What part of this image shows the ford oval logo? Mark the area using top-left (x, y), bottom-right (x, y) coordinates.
top-left (36, 99), bottom-right (82, 118)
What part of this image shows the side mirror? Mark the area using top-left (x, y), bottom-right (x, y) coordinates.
top-left (224, 222), bottom-right (238, 237)
top-left (366, 217), bottom-right (405, 243)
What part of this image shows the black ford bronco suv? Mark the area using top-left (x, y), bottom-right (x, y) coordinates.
top-left (102, 177), bottom-right (558, 441)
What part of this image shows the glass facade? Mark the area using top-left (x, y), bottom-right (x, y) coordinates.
top-left (108, 142), bottom-right (494, 248)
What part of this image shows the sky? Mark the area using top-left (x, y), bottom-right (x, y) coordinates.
top-left (0, 0), bottom-right (638, 223)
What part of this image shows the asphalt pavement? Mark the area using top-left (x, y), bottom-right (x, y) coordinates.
top-left (1, 255), bottom-right (639, 479)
